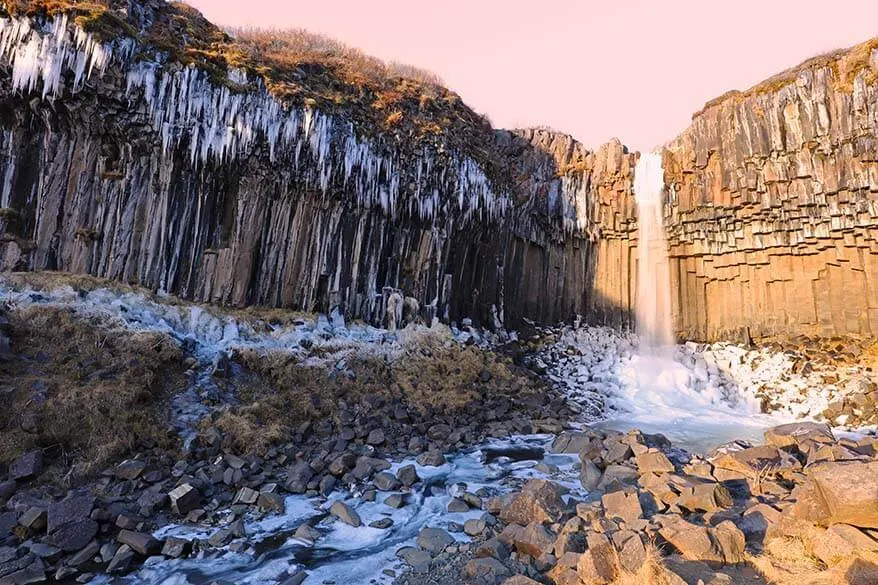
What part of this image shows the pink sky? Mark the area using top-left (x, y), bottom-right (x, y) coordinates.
top-left (189, 0), bottom-right (878, 152)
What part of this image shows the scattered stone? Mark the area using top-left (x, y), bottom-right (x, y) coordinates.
top-left (417, 527), bottom-right (454, 554)
top-left (397, 464), bottom-right (419, 487)
top-left (448, 498), bottom-right (469, 513)
top-left (366, 429), bottom-right (385, 445)
top-left (464, 518), bottom-right (487, 536)
top-left (512, 522), bottom-right (555, 557)
top-left (601, 489), bottom-right (643, 525)
top-left (10, 451), bottom-right (42, 481)
top-left (461, 557), bottom-right (511, 584)
top-left (117, 530), bottom-right (160, 556)
top-left (168, 484), bottom-right (200, 515)
top-left (329, 501), bottom-right (361, 527)
top-left (396, 547), bottom-right (431, 573)
top-left (369, 518), bottom-right (394, 529)
top-left (416, 451), bottom-right (446, 467)
top-left (500, 479), bottom-right (567, 525)
top-left (106, 544), bottom-right (135, 573)
top-left (17, 508), bottom-right (46, 534)
top-left (257, 492), bottom-right (285, 514)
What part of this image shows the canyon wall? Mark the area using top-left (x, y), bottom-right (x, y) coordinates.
top-left (3, 3), bottom-right (878, 342)
top-left (0, 9), bottom-right (638, 331)
top-left (663, 43), bottom-right (878, 341)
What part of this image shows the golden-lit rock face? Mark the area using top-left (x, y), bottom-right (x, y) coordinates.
top-left (663, 38), bottom-right (878, 341)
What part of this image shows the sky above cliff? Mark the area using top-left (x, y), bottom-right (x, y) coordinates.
top-left (190, 0), bottom-right (878, 152)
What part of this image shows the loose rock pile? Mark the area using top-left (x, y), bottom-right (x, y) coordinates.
top-left (394, 423), bottom-right (878, 585)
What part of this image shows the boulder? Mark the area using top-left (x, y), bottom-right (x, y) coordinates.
top-left (168, 484), bottom-right (200, 515)
top-left (47, 494), bottom-right (94, 534)
top-left (329, 501), bottom-right (361, 527)
top-left (577, 533), bottom-right (619, 584)
top-left (711, 445), bottom-right (800, 479)
top-left (614, 530), bottom-right (647, 573)
top-left (601, 489), bottom-right (643, 525)
top-left (461, 558), bottom-right (511, 584)
top-left (580, 459), bottom-right (602, 491)
top-left (285, 460), bottom-right (314, 493)
top-left (397, 464), bottom-right (419, 487)
top-left (635, 451), bottom-right (675, 475)
top-left (417, 527), bottom-right (453, 554)
top-left (396, 547), bottom-right (432, 573)
top-left (676, 482), bottom-right (732, 513)
top-left (9, 451), bottom-right (42, 481)
top-left (366, 429), bottom-right (385, 446)
top-left (117, 530), bottom-right (160, 556)
top-left (50, 519), bottom-right (98, 552)
top-left (416, 451), bottom-right (446, 467)
top-left (114, 459), bottom-right (147, 480)
top-left (372, 472), bottom-right (401, 492)
top-left (465, 519), bottom-right (487, 536)
top-left (811, 523), bottom-right (878, 566)
top-left (764, 422), bottom-right (834, 450)
top-left (475, 538), bottom-right (509, 560)
top-left (501, 577), bottom-right (541, 585)
top-left (808, 461), bottom-right (878, 528)
top-left (512, 522), bottom-right (555, 557)
top-left (500, 480), bottom-right (567, 525)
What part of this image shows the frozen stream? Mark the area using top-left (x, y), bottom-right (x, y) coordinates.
top-left (98, 436), bottom-right (582, 585)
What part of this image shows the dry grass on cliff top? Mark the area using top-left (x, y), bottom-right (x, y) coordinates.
top-left (697, 36), bottom-right (878, 116)
top-left (0, 304), bottom-right (186, 480)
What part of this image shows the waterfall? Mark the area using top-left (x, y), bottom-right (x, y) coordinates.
top-left (633, 152), bottom-right (674, 351)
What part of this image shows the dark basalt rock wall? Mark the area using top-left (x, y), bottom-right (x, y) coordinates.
top-left (0, 12), bottom-right (638, 331)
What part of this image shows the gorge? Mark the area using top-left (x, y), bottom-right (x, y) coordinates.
top-left (0, 2), bottom-right (877, 585)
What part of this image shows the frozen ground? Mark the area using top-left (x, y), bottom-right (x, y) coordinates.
top-left (531, 325), bottom-right (869, 452)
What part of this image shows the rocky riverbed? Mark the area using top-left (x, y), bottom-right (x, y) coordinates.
top-left (0, 275), bottom-right (877, 585)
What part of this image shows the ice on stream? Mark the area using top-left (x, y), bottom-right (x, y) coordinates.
top-left (533, 325), bottom-right (851, 453)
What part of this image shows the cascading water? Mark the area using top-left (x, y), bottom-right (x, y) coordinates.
top-left (590, 151), bottom-right (775, 451)
top-left (633, 152), bottom-right (674, 352)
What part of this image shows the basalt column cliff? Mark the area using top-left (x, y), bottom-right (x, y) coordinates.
top-left (663, 40), bottom-right (878, 341)
top-left (2, 1), bottom-right (878, 342)
top-left (0, 1), bottom-right (638, 331)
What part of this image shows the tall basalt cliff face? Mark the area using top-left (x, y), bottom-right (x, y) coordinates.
top-left (663, 40), bottom-right (878, 341)
top-left (5, 1), bottom-right (877, 342)
top-left (0, 2), bottom-right (638, 330)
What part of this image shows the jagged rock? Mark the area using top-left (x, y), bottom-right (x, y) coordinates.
top-left (656, 515), bottom-right (743, 565)
top-left (580, 459), bottom-right (602, 491)
top-left (416, 527), bottom-right (453, 555)
top-left (811, 524), bottom-right (878, 566)
top-left (397, 464), bottom-right (419, 487)
top-left (285, 461), bottom-right (314, 493)
top-left (676, 482), bottom-right (733, 513)
top-left (764, 422), bottom-right (835, 451)
top-left (366, 429), bottom-right (385, 446)
top-left (635, 451), bottom-right (675, 474)
top-left (161, 537), bottom-right (191, 558)
top-left (329, 501), bottom-right (361, 527)
top-left (601, 489), bottom-right (643, 525)
top-left (512, 522), bottom-right (555, 557)
top-left (784, 461), bottom-right (878, 528)
top-left (168, 484), bottom-right (200, 515)
top-left (17, 508), bottom-right (46, 534)
top-left (106, 544), bottom-right (135, 573)
top-left (117, 530), bottom-right (160, 556)
top-left (9, 451), bottom-right (42, 481)
top-left (47, 494), bottom-right (94, 535)
top-left (0, 482), bottom-right (15, 506)
top-left (114, 459), bottom-right (147, 480)
top-left (500, 480), bottom-right (567, 525)
top-left (475, 538), bottom-right (509, 560)
top-left (461, 557), bottom-right (511, 584)
top-left (613, 530), bottom-right (647, 573)
top-left (257, 492), bottom-right (285, 514)
top-left (66, 541), bottom-right (99, 566)
top-left (416, 451), bottom-right (446, 467)
top-left (711, 445), bottom-right (800, 479)
top-left (51, 519), bottom-right (99, 552)
top-left (577, 532), bottom-right (619, 584)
